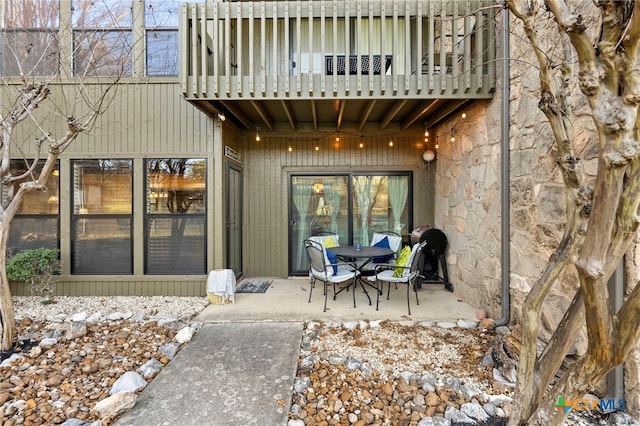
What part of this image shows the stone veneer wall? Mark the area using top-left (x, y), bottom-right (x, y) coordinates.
top-left (432, 9), bottom-right (639, 416)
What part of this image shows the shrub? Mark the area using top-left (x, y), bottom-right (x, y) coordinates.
top-left (7, 248), bottom-right (61, 299)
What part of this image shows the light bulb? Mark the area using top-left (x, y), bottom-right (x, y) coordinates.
top-left (315, 146), bottom-right (320, 151)
top-left (435, 143), bottom-right (439, 149)
top-left (461, 112), bottom-right (467, 119)
top-left (450, 135), bottom-right (455, 142)
top-left (359, 142), bottom-right (364, 148)
top-left (255, 131), bottom-right (260, 142)
top-left (389, 140), bottom-right (394, 147)
top-left (288, 146), bottom-right (293, 152)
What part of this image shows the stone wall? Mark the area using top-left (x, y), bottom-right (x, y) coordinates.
top-left (433, 9), bottom-right (639, 415)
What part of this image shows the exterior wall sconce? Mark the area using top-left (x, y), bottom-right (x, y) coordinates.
top-left (422, 150), bottom-right (436, 163)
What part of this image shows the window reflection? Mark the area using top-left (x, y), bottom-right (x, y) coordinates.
top-left (2, 160), bottom-right (59, 254)
top-left (2, 0), bottom-right (60, 76)
top-left (290, 173), bottom-right (411, 275)
top-left (145, 159), bottom-right (206, 274)
top-left (72, 159), bottom-right (132, 274)
top-left (72, 0), bottom-right (133, 76)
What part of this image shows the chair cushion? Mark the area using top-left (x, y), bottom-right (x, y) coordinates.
top-left (323, 236), bottom-right (339, 274)
top-left (393, 246), bottom-right (412, 277)
top-left (372, 236), bottom-right (392, 263)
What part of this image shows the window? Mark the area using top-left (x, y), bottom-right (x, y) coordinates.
top-left (144, 0), bottom-right (204, 76)
top-left (2, 160), bottom-right (59, 254)
top-left (72, 159), bottom-right (133, 274)
top-left (1, 0), bottom-right (60, 76)
top-left (72, 0), bottom-right (133, 76)
top-left (145, 158), bottom-right (206, 274)
top-left (289, 173), bottom-right (411, 275)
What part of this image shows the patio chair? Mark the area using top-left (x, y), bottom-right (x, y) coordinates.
top-left (360, 231), bottom-right (403, 275)
top-left (305, 239), bottom-right (360, 312)
top-left (366, 240), bottom-right (427, 315)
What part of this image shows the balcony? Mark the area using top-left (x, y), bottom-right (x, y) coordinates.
top-left (180, 0), bottom-right (496, 132)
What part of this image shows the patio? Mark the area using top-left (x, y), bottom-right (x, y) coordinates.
top-left (196, 277), bottom-right (479, 323)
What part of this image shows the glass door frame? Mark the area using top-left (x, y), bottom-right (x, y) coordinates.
top-left (226, 162), bottom-right (243, 277)
top-left (288, 171), bottom-right (413, 276)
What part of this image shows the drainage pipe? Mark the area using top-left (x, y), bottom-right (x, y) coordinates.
top-left (494, 7), bottom-right (511, 327)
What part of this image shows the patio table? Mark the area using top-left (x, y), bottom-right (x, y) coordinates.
top-left (328, 245), bottom-right (395, 305)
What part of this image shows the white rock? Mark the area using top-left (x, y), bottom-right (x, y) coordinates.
top-left (174, 326), bottom-right (196, 344)
top-left (94, 391), bottom-right (137, 419)
top-left (109, 371), bottom-right (147, 395)
top-left (86, 312), bottom-right (103, 322)
top-left (137, 359), bottom-right (163, 378)
top-left (39, 338), bottom-right (58, 347)
top-left (0, 353), bottom-right (25, 368)
top-left (436, 321), bottom-right (458, 329)
top-left (71, 311), bottom-right (88, 322)
top-left (456, 319), bottom-right (478, 329)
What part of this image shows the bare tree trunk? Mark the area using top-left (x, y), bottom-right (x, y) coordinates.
top-left (0, 222), bottom-right (15, 350)
top-left (506, 1), bottom-right (640, 424)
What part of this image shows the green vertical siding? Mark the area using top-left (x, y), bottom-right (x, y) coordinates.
top-left (242, 132), bottom-right (434, 277)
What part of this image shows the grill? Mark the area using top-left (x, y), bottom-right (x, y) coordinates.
top-left (410, 226), bottom-right (453, 292)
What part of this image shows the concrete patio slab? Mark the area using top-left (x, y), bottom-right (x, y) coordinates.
top-left (197, 277), bottom-right (479, 323)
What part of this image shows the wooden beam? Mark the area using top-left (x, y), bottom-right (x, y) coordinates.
top-left (401, 99), bottom-right (442, 130)
top-left (280, 100), bottom-right (296, 131)
top-left (379, 99), bottom-right (408, 130)
top-left (337, 99), bottom-right (346, 130)
top-left (220, 101), bottom-right (253, 129)
top-left (311, 100), bottom-right (318, 131)
top-left (249, 100), bottom-right (274, 131)
top-left (357, 100), bottom-right (377, 131)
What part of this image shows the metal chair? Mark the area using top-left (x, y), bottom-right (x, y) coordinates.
top-left (305, 239), bottom-right (360, 312)
top-left (366, 241), bottom-right (426, 315)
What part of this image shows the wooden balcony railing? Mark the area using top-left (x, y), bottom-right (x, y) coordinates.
top-left (180, 0), bottom-right (496, 100)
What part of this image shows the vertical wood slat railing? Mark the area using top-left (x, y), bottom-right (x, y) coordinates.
top-left (181, 0), bottom-right (496, 100)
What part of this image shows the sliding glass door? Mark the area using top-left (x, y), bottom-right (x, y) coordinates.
top-left (289, 172), bottom-right (412, 275)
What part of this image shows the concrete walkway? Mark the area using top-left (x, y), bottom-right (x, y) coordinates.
top-left (115, 278), bottom-right (479, 425)
top-left (114, 322), bottom-right (303, 426)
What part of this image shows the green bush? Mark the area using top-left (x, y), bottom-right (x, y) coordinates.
top-left (7, 248), bottom-right (60, 298)
top-left (7, 248), bottom-right (60, 281)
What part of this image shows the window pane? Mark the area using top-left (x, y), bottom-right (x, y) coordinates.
top-left (6, 0), bottom-right (60, 28)
top-left (73, 160), bottom-right (132, 214)
top-left (3, 30), bottom-right (60, 76)
top-left (146, 30), bottom-right (178, 75)
top-left (146, 159), bottom-right (206, 214)
top-left (290, 175), bottom-right (349, 272)
top-left (73, 31), bottom-right (133, 76)
top-left (1, 160), bottom-right (59, 214)
top-left (353, 175), bottom-right (410, 246)
top-left (73, 218), bottom-right (132, 274)
top-left (145, 216), bottom-right (205, 274)
top-left (8, 217), bottom-right (58, 254)
top-left (72, 0), bottom-right (132, 28)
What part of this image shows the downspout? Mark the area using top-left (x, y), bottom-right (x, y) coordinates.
top-left (495, 7), bottom-right (511, 327)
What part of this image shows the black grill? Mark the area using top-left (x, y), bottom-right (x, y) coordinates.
top-left (410, 226), bottom-right (453, 292)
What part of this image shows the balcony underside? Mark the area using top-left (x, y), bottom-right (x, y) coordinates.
top-left (184, 72), bottom-right (493, 133)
